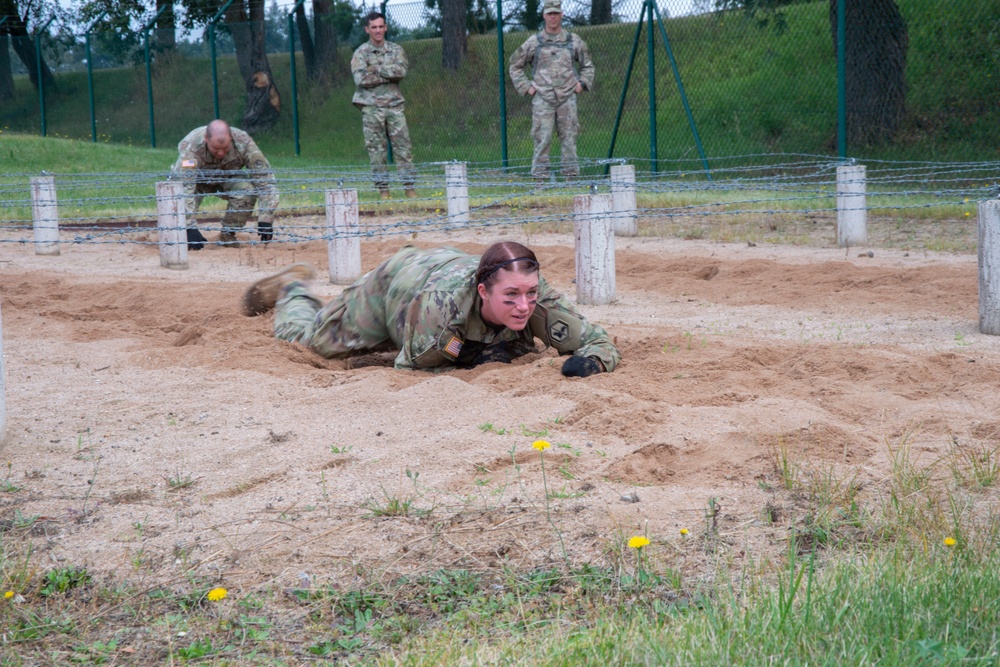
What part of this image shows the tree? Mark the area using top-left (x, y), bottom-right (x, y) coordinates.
top-left (0, 0), bottom-right (57, 93)
top-left (294, 0), bottom-right (354, 83)
top-left (155, 0), bottom-right (175, 52)
top-left (0, 33), bottom-right (14, 101)
top-left (829, 0), bottom-right (908, 146)
top-left (590, 0), bottom-right (612, 25)
top-left (440, 0), bottom-right (466, 71)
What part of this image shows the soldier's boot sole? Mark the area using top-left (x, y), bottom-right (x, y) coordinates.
top-left (241, 263), bottom-right (317, 317)
top-left (219, 231), bottom-right (241, 248)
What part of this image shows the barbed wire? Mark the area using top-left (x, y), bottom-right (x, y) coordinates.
top-left (1, 156), bottom-right (996, 246)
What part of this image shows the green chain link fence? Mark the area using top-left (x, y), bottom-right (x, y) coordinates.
top-left (1, 0), bottom-right (997, 170)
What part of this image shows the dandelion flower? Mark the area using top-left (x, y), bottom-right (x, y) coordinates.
top-left (628, 536), bottom-right (650, 549)
top-left (965, 212), bottom-right (970, 217)
top-left (533, 440), bottom-right (551, 451)
top-left (206, 587), bottom-right (228, 602)
top-left (3, 591), bottom-right (13, 599)
top-left (680, 528), bottom-right (690, 536)
top-left (944, 537), bottom-right (957, 547)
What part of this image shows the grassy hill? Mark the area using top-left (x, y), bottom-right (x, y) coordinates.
top-left (1, 0), bottom-right (997, 167)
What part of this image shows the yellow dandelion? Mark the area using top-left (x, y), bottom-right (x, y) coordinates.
top-left (965, 212), bottom-right (970, 217)
top-left (533, 440), bottom-right (551, 451)
top-left (627, 535), bottom-right (650, 549)
top-left (4, 591), bottom-right (13, 599)
top-left (944, 537), bottom-right (957, 547)
top-left (206, 587), bottom-right (228, 602)
top-left (680, 528), bottom-right (690, 536)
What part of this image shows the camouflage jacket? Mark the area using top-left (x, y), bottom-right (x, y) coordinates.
top-left (368, 246), bottom-right (620, 371)
top-left (351, 40), bottom-right (409, 108)
top-left (509, 29), bottom-right (595, 106)
top-left (171, 126), bottom-right (279, 223)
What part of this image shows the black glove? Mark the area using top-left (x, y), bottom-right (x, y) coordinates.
top-left (186, 227), bottom-right (207, 251)
top-left (258, 221), bottom-right (273, 242)
top-left (561, 356), bottom-right (603, 378)
top-left (472, 343), bottom-right (516, 366)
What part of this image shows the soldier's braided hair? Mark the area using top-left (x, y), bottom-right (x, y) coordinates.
top-left (476, 242), bottom-right (540, 288)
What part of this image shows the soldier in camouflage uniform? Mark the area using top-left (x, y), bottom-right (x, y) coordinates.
top-left (351, 12), bottom-right (417, 200)
top-left (240, 241), bottom-right (620, 376)
top-left (509, 0), bottom-right (595, 182)
top-left (172, 120), bottom-right (279, 249)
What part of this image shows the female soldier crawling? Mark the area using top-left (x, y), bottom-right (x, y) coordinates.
top-left (241, 241), bottom-right (620, 376)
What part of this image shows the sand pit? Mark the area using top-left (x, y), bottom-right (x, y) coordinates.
top-left (0, 224), bottom-right (996, 595)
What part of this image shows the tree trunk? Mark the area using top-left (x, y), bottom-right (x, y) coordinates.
top-left (521, 0), bottom-right (541, 30)
top-left (312, 0), bottom-right (340, 82)
top-left (0, 33), bottom-right (14, 101)
top-left (295, 3), bottom-right (316, 79)
top-left (590, 0), bottom-right (612, 25)
top-left (441, 0), bottom-right (467, 71)
top-left (156, 0), bottom-right (176, 52)
top-left (829, 0), bottom-right (908, 146)
top-left (0, 0), bottom-right (56, 93)
top-left (227, 0), bottom-right (281, 132)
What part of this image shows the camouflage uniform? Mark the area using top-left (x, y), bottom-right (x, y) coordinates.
top-left (509, 28), bottom-right (594, 179)
top-left (273, 246), bottom-right (621, 372)
top-left (171, 126), bottom-right (279, 231)
top-left (351, 40), bottom-right (415, 190)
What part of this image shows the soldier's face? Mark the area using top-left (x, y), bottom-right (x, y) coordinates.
top-left (543, 11), bottom-right (562, 33)
top-left (366, 18), bottom-right (387, 46)
top-left (206, 133), bottom-right (232, 160)
top-left (478, 270), bottom-right (540, 331)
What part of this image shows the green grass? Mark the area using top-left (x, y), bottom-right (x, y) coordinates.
top-left (1, 0), bottom-right (996, 165)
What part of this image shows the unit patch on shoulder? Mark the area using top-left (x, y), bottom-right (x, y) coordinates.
top-left (443, 336), bottom-right (463, 359)
top-left (181, 159), bottom-right (197, 169)
top-left (549, 319), bottom-right (570, 344)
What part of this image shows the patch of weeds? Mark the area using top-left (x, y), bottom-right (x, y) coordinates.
top-left (1, 462), bottom-right (21, 493)
top-left (330, 444), bottom-right (354, 454)
top-left (520, 425), bottom-right (550, 438)
top-left (174, 639), bottom-right (233, 660)
top-left (363, 482), bottom-right (427, 517)
top-left (479, 423), bottom-right (509, 435)
top-left (71, 639), bottom-right (118, 664)
top-left (949, 441), bottom-right (1000, 489)
top-left (165, 471), bottom-right (197, 491)
top-left (548, 485), bottom-right (586, 500)
top-left (557, 463), bottom-right (575, 480)
top-left (555, 442), bottom-right (582, 456)
top-left (40, 566), bottom-right (91, 596)
top-left (773, 438), bottom-right (798, 490)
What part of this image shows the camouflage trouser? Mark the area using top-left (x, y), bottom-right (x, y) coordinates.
top-left (531, 94), bottom-right (580, 179)
top-left (361, 105), bottom-right (415, 190)
top-left (186, 179), bottom-right (257, 231)
top-left (273, 266), bottom-right (397, 359)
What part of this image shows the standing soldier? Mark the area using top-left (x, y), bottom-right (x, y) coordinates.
top-left (351, 11), bottom-right (417, 200)
top-left (509, 0), bottom-right (595, 182)
top-left (172, 119), bottom-right (279, 249)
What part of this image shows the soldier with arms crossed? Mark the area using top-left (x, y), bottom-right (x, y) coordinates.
top-left (351, 12), bottom-right (417, 200)
top-left (172, 119), bottom-right (279, 249)
top-left (509, 0), bottom-right (595, 182)
top-left (240, 241), bottom-right (620, 376)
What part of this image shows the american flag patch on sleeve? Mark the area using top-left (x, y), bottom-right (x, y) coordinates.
top-left (181, 159), bottom-right (197, 168)
top-left (443, 336), bottom-right (463, 359)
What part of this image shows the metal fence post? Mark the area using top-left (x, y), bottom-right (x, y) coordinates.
top-left (288, 0), bottom-right (307, 156)
top-left (143, 5), bottom-right (168, 148)
top-left (85, 12), bottom-right (106, 143)
top-left (210, 0), bottom-right (236, 120)
top-left (497, 0), bottom-right (508, 170)
top-left (35, 15), bottom-right (55, 138)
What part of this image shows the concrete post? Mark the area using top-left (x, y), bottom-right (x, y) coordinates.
top-left (445, 162), bottom-right (470, 226)
top-left (155, 181), bottom-right (189, 270)
top-left (0, 296), bottom-right (5, 443)
top-left (610, 164), bottom-right (638, 236)
top-left (574, 194), bottom-right (616, 305)
top-left (31, 175), bottom-right (60, 256)
top-left (978, 199), bottom-right (1000, 335)
top-left (327, 189), bottom-right (362, 285)
top-left (836, 164), bottom-right (867, 248)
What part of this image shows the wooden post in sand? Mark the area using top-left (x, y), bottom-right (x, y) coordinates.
top-left (31, 175), bottom-right (60, 256)
top-left (978, 199), bottom-right (1000, 335)
top-left (0, 296), bottom-right (6, 442)
top-left (155, 181), bottom-right (188, 270)
top-left (836, 164), bottom-right (867, 247)
top-left (574, 193), bottom-right (616, 305)
top-left (610, 164), bottom-right (638, 237)
top-left (327, 189), bottom-right (361, 285)
top-left (445, 162), bottom-right (470, 226)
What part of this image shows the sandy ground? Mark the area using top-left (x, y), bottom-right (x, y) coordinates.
top-left (0, 218), bottom-right (996, 595)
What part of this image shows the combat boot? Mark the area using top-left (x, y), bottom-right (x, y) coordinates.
top-left (404, 188), bottom-right (418, 199)
top-left (379, 189), bottom-right (391, 201)
top-left (241, 263), bottom-right (317, 316)
top-left (219, 230), bottom-right (241, 247)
